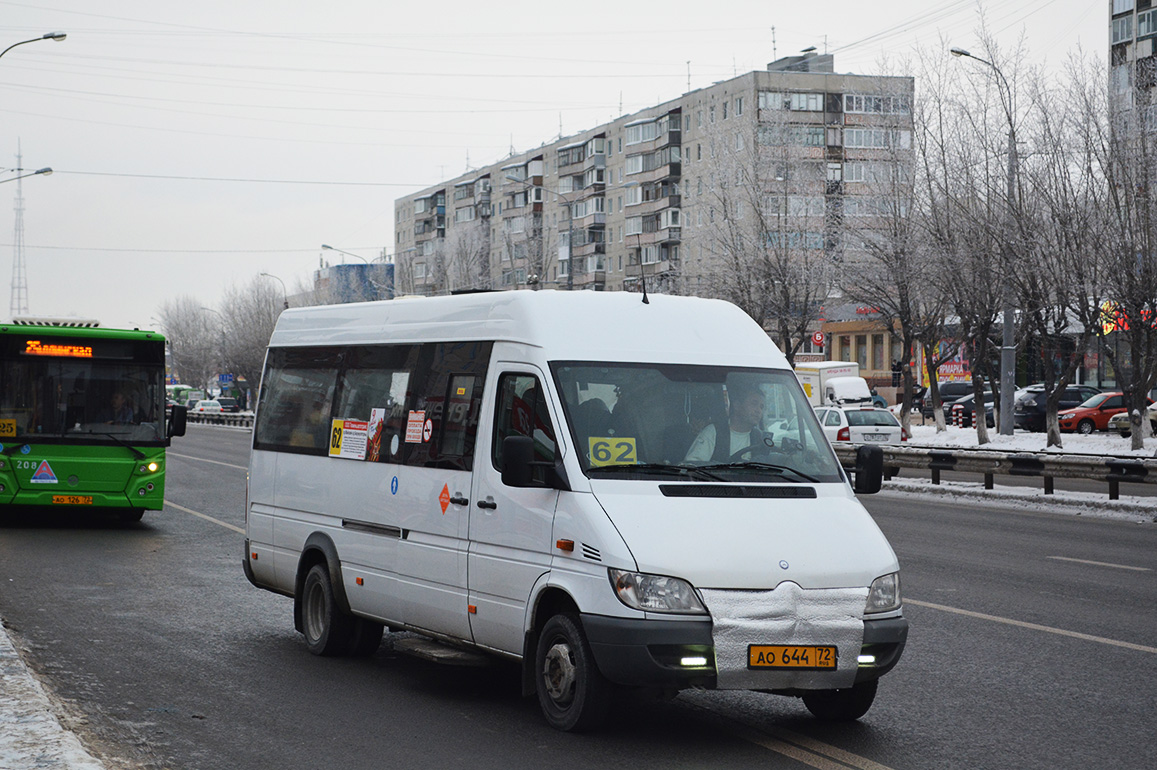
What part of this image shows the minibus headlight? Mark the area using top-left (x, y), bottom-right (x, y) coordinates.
top-left (865, 573), bottom-right (901, 614)
top-left (608, 569), bottom-right (707, 614)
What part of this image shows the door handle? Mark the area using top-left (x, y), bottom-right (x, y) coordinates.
top-left (476, 499), bottom-right (497, 510)
top-left (449, 495), bottom-right (469, 506)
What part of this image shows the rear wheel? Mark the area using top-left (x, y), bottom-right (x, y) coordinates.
top-left (802, 679), bottom-right (878, 721)
top-left (1076, 419), bottom-right (1095, 435)
top-left (535, 614), bottom-right (612, 732)
top-left (301, 564), bottom-right (356, 656)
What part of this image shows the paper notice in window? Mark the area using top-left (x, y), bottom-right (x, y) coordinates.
top-left (329, 419), bottom-right (368, 460)
top-left (405, 410), bottom-right (426, 443)
top-left (366, 408), bottom-right (387, 462)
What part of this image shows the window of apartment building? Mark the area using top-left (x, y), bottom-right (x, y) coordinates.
top-left (735, 96), bottom-right (744, 116)
top-left (684, 114), bottom-right (691, 131)
top-left (845, 128), bottom-right (911, 149)
top-left (625, 216), bottom-right (643, 236)
top-left (844, 94), bottom-right (911, 114)
top-left (1114, 0), bottom-right (1134, 13)
top-left (722, 100), bottom-right (728, 119)
top-left (506, 216), bottom-right (525, 234)
top-left (698, 111), bottom-right (703, 127)
top-left (759, 91), bottom-right (787, 110)
top-left (697, 143), bottom-right (702, 160)
top-left (414, 198), bottom-right (429, 214)
top-left (790, 92), bottom-right (824, 111)
top-left (625, 186), bottom-right (642, 206)
top-left (710, 105), bottom-right (716, 123)
top-left (735, 133), bottom-right (745, 150)
top-left (414, 262), bottom-right (427, 279)
top-left (454, 207), bottom-right (475, 223)
top-left (788, 196), bottom-right (824, 217)
top-left (626, 120), bottom-right (660, 145)
top-left (625, 155), bottom-right (644, 175)
top-left (827, 162), bottom-right (842, 182)
top-left (454, 186), bottom-right (472, 201)
top-left (1140, 8), bottom-right (1157, 36)
top-left (1113, 14), bottom-right (1134, 45)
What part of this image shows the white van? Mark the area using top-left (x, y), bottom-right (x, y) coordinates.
top-left (243, 291), bottom-right (907, 731)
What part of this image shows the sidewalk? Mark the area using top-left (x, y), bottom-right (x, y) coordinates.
top-left (0, 621), bottom-right (105, 770)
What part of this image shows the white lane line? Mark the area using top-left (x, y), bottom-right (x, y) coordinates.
top-left (907, 599), bottom-right (1157, 654)
top-left (1047, 556), bottom-right (1150, 572)
top-left (166, 501), bottom-right (245, 535)
top-left (168, 451), bottom-right (247, 471)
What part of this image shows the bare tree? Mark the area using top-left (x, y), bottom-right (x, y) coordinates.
top-left (156, 296), bottom-right (218, 393)
top-left (217, 276), bottom-right (283, 402)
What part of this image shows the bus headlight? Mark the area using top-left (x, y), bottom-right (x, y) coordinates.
top-left (608, 569), bottom-right (707, 614)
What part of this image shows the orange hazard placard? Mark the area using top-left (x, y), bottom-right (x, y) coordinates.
top-left (439, 484), bottom-right (450, 514)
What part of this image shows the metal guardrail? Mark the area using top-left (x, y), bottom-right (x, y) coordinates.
top-left (832, 444), bottom-right (1157, 501)
top-left (186, 412), bottom-right (254, 428)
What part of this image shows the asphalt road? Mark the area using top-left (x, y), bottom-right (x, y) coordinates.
top-left (0, 424), bottom-right (1154, 769)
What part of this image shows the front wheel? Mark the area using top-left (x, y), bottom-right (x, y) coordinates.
top-left (535, 614), bottom-right (612, 732)
top-left (802, 679), bottom-right (878, 721)
top-left (1076, 419), bottom-right (1095, 435)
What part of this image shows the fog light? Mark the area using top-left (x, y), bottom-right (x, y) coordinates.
top-left (858, 654), bottom-right (876, 665)
top-left (138, 489), bottom-right (146, 496)
top-left (146, 483), bottom-right (155, 491)
top-left (680, 656), bottom-right (708, 667)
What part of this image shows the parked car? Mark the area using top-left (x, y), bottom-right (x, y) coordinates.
top-left (1013, 384), bottom-right (1102, 432)
top-left (815, 405), bottom-right (906, 445)
top-left (1108, 402), bottom-right (1157, 437)
top-left (945, 392), bottom-right (995, 428)
top-left (217, 397), bottom-right (241, 413)
top-left (1059, 392), bottom-right (1153, 434)
top-left (919, 381), bottom-right (972, 418)
top-left (193, 399), bottom-right (223, 414)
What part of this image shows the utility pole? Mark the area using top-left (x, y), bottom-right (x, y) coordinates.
top-left (11, 143), bottom-right (29, 317)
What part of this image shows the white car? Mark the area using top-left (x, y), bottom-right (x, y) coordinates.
top-left (193, 399), bottom-right (223, 414)
top-left (1107, 403), bottom-right (1157, 437)
top-left (815, 406), bottom-right (906, 445)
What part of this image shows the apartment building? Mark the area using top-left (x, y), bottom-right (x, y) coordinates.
top-left (1111, 0), bottom-right (1157, 104)
top-left (393, 53), bottom-right (914, 299)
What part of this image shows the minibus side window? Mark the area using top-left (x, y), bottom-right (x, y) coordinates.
top-left (333, 344), bottom-right (418, 464)
top-left (403, 342), bottom-right (490, 471)
top-left (493, 373), bottom-right (557, 484)
top-left (253, 347), bottom-right (341, 454)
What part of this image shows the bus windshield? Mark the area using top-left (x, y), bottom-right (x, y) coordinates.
top-left (551, 362), bottom-right (843, 484)
top-left (0, 336), bottom-right (166, 445)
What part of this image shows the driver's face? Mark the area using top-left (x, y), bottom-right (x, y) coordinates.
top-left (732, 390), bottom-right (764, 429)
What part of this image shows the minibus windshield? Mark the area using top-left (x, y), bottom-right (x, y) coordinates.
top-left (552, 362), bottom-right (843, 483)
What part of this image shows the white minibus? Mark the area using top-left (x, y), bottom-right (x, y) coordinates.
top-left (243, 290), bottom-right (907, 731)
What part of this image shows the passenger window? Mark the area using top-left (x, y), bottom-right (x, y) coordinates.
top-left (825, 410), bottom-right (842, 427)
top-left (493, 373), bottom-right (557, 481)
top-left (253, 347), bottom-right (340, 454)
top-left (403, 342), bottom-right (490, 471)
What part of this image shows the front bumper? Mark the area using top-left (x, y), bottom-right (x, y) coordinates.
top-left (581, 612), bottom-right (908, 690)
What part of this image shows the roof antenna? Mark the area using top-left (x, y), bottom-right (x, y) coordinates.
top-left (635, 234), bottom-right (649, 304)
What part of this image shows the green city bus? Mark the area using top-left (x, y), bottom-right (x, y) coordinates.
top-left (0, 320), bottom-right (187, 520)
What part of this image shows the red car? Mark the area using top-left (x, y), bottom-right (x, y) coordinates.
top-left (1058, 392), bottom-right (1150, 434)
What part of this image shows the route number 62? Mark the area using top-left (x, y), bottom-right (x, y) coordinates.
top-left (588, 436), bottom-right (638, 467)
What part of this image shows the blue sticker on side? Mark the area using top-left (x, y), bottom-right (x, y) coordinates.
top-left (391, 476), bottom-right (399, 495)
top-left (21, 445), bottom-right (31, 454)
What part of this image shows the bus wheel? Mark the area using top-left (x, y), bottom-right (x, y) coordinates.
top-left (348, 618), bottom-right (384, 657)
top-left (119, 509), bottom-right (145, 522)
top-left (535, 614), bottom-right (612, 732)
top-left (802, 679), bottom-right (878, 721)
top-left (301, 564), bottom-right (355, 656)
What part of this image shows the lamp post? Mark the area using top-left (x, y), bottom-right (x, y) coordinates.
top-left (0, 31), bottom-right (66, 61)
top-left (506, 175), bottom-right (575, 290)
top-left (0, 167), bottom-right (52, 184)
top-left (201, 306), bottom-right (227, 395)
top-left (951, 46), bottom-right (1018, 436)
top-left (321, 243), bottom-right (369, 263)
top-left (259, 272), bottom-right (290, 309)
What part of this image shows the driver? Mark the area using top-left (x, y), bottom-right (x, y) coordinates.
top-left (684, 383), bottom-right (765, 463)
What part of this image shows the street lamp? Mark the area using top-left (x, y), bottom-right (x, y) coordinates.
top-left (951, 46), bottom-right (1018, 436)
top-left (321, 244), bottom-right (369, 263)
top-left (0, 167), bottom-right (52, 184)
top-left (505, 175), bottom-right (576, 290)
top-left (0, 31), bottom-right (67, 61)
top-left (259, 272), bottom-right (290, 309)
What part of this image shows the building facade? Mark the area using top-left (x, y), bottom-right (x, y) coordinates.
top-left (394, 54), bottom-right (914, 316)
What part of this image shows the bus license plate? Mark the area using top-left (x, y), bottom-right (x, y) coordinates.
top-left (52, 495), bottom-right (93, 505)
top-left (748, 645), bottom-right (837, 669)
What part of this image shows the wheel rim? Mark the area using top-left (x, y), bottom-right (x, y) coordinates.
top-left (1079, 421), bottom-right (1093, 435)
top-left (304, 580), bottom-right (326, 642)
top-left (542, 640), bottom-right (577, 706)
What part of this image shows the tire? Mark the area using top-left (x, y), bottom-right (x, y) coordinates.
top-left (802, 679), bottom-right (878, 721)
top-left (1076, 419), bottom-right (1095, 435)
top-left (301, 563), bottom-right (356, 656)
top-left (348, 618), bottom-right (384, 657)
top-left (119, 509), bottom-right (145, 522)
top-left (535, 614), bottom-right (613, 732)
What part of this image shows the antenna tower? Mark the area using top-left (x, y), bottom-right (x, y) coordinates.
top-left (10, 142), bottom-right (29, 318)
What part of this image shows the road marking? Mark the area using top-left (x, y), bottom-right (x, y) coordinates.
top-left (907, 599), bottom-right (1157, 654)
top-left (1047, 556), bottom-right (1150, 572)
top-left (168, 451), bottom-right (247, 471)
top-left (166, 501), bottom-right (245, 535)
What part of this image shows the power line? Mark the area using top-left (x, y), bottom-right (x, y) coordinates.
top-left (53, 170), bottom-right (423, 186)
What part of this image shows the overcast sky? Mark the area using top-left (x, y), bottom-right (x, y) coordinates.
top-left (1, 0), bottom-right (1106, 330)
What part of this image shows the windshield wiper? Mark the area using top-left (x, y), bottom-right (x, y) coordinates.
top-left (80, 430), bottom-right (146, 460)
top-left (589, 463), bottom-right (726, 481)
top-left (697, 462), bottom-right (820, 483)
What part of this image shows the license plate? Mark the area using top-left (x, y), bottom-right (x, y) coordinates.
top-left (748, 645), bottom-right (837, 669)
top-left (863, 433), bottom-right (887, 441)
top-left (52, 495), bottom-right (93, 505)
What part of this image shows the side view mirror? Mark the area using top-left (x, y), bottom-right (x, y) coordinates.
top-left (168, 404), bottom-right (187, 438)
top-left (854, 444), bottom-right (883, 495)
top-left (501, 435), bottom-right (570, 491)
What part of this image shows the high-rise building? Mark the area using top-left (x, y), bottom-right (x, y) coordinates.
top-left (393, 54), bottom-right (914, 301)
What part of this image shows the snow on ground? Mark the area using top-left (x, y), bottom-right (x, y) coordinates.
top-left (0, 624), bottom-right (105, 770)
top-left (904, 421), bottom-right (1157, 458)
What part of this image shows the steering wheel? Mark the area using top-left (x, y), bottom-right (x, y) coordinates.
top-left (728, 440), bottom-right (776, 462)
